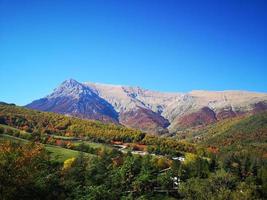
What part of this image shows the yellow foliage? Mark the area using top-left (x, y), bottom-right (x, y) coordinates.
top-left (62, 157), bottom-right (76, 170)
top-left (156, 157), bottom-right (170, 169)
top-left (184, 153), bottom-right (197, 165)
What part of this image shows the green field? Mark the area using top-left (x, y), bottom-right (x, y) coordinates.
top-left (72, 140), bottom-right (112, 149)
top-left (0, 134), bottom-right (29, 143)
top-left (51, 135), bottom-right (78, 140)
top-left (50, 134), bottom-right (112, 149)
top-left (0, 124), bottom-right (111, 161)
top-left (45, 144), bottom-right (85, 161)
top-left (0, 134), bottom-right (94, 162)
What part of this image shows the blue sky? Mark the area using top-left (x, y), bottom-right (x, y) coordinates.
top-left (0, 0), bottom-right (266, 105)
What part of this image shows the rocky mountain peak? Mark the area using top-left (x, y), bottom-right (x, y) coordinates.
top-left (48, 79), bottom-right (94, 99)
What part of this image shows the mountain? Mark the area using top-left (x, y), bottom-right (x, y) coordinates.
top-left (26, 79), bottom-right (267, 134)
top-left (26, 79), bottom-right (118, 123)
top-left (85, 82), bottom-right (267, 132)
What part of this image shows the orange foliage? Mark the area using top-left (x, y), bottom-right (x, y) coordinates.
top-left (207, 146), bottom-right (219, 154)
top-left (111, 140), bottom-right (123, 145)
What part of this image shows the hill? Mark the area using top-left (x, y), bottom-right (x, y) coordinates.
top-left (0, 103), bottom-right (195, 155)
top-left (193, 111), bottom-right (267, 157)
top-left (0, 103), bottom-right (144, 142)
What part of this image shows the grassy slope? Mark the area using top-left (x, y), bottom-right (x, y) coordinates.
top-left (0, 124), bottom-right (95, 162)
top-left (50, 134), bottom-right (111, 149)
top-left (72, 140), bottom-right (112, 149)
top-left (0, 134), bottom-right (91, 162)
top-left (45, 145), bottom-right (82, 161)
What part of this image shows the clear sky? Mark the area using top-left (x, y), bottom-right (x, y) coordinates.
top-left (0, 0), bottom-right (266, 105)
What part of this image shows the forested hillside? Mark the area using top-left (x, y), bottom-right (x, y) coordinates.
top-left (0, 103), bottom-right (145, 141)
top-left (192, 111), bottom-right (267, 158)
top-left (0, 104), bottom-right (195, 155)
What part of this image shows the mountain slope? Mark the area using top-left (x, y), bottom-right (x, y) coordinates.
top-left (86, 82), bottom-right (173, 133)
top-left (85, 82), bottom-right (267, 132)
top-left (195, 111), bottom-right (267, 157)
top-left (26, 79), bottom-right (267, 134)
top-left (26, 79), bottom-right (119, 123)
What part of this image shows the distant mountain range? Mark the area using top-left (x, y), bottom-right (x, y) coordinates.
top-left (26, 79), bottom-right (267, 135)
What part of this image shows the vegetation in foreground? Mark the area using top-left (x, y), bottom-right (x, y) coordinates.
top-left (0, 104), bottom-right (267, 199)
top-left (1, 141), bottom-right (267, 200)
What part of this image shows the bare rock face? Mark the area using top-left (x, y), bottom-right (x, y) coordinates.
top-left (119, 107), bottom-right (170, 135)
top-left (26, 79), bottom-right (267, 134)
top-left (253, 101), bottom-right (267, 113)
top-left (170, 107), bottom-right (217, 129)
top-left (216, 107), bottom-right (238, 120)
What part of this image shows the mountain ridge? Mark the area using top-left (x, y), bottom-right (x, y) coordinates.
top-left (26, 79), bottom-right (267, 134)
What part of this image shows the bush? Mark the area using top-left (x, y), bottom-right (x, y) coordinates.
top-left (0, 126), bottom-right (4, 134)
